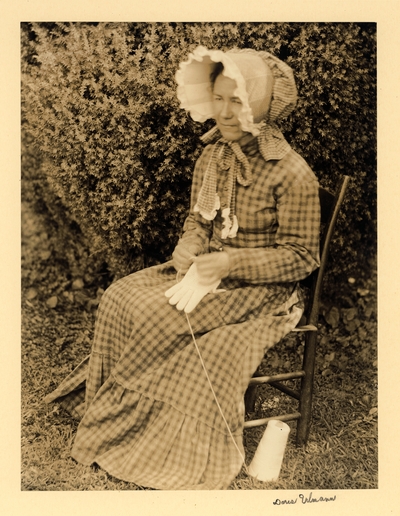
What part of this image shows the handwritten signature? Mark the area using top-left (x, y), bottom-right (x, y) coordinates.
top-left (273, 492), bottom-right (336, 505)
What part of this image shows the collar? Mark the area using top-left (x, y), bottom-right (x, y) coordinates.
top-left (194, 123), bottom-right (291, 239)
top-left (201, 122), bottom-right (291, 163)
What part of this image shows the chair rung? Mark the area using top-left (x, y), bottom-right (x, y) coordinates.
top-left (291, 324), bottom-right (318, 332)
top-left (244, 412), bottom-right (301, 429)
top-left (249, 371), bottom-right (305, 385)
top-left (269, 381), bottom-right (300, 400)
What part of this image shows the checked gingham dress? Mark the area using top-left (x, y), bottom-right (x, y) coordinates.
top-left (45, 135), bottom-right (320, 490)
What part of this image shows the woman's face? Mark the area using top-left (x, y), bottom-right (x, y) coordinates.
top-left (212, 74), bottom-right (248, 141)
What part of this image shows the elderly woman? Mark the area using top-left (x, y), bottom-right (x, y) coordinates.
top-left (45, 46), bottom-right (320, 490)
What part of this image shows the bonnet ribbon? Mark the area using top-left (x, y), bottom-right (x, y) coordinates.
top-left (194, 123), bottom-right (291, 239)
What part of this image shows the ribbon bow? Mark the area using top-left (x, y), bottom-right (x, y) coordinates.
top-left (194, 123), bottom-right (291, 239)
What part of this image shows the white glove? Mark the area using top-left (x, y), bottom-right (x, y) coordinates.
top-left (165, 262), bottom-right (222, 313)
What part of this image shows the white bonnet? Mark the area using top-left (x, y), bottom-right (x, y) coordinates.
top-left (175, 46), bottom-right (298, 136)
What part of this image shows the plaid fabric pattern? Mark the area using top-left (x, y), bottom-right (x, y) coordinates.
top-left (195, 125), bottom-right (295, 235)
top-left (46, 262), bottom-right (303, 489)
top-left (182, 138), bottom-right (321, 283)
top-left (45, 139), bottom-right (320, 490)
top-left (229, 48), bottom-right (298, 125)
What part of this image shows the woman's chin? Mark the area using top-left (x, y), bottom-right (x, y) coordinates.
top-left (218, 127), bottom-right (244, 141)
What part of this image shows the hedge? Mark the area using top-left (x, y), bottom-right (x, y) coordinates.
top-left (21, 22), bottom-right (376, 285)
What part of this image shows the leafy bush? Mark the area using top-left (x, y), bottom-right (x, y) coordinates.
top-left (284, 23), bottom-right (377, 281)
top-left (22, 22), bottom-right (376, 284)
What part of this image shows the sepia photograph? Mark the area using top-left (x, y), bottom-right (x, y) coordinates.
top-left (1, 0), bottom-right (398, 510)
top-left (20, 21), bottom-right (378, 496)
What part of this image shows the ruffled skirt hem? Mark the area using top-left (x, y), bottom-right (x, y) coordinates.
top-left (69, 374), bottom-right (244, 490)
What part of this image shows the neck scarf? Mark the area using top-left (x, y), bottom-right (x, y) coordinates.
top-left (176, 46), bottom-right (298, 239)
top-left (194, 123), bottom-right (291, 238)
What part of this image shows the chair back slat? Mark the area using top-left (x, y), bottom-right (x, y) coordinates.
top-left (246, 176), bottom-right (350, 442)
top-left (319, 187), bottom-right (335, 224)
top-left (305, 176), bottom-right (350, 325)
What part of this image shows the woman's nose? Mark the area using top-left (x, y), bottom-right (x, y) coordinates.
top-left (221, 101), bottom-right (232, 118)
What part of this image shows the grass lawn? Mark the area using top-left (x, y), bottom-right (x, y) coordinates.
top-left (21, 201), bottom-right (377, 491)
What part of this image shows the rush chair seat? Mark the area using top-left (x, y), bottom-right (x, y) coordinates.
top-left (244, 175), bottom-right (350, 446)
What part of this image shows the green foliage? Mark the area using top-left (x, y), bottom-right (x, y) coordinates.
top-left (284, 23), bottom-right (377, 281)
top-left (21, 22), bottom-right (376, 283)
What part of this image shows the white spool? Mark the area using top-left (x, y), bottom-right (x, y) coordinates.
top-left (248, 419), bottom-right (290, 482)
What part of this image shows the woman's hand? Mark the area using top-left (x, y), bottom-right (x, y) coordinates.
top-left (194, 252), bottom-right (230, 285)
top-left (172, 243), bottom-right (199, 274)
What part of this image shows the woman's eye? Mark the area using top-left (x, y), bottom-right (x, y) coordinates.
top-left (232, 98), bottom-right (242, 104)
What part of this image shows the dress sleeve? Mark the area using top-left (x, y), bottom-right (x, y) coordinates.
top-left (177, 146), bottom-right (213, 255)
top-left (225, 176), bottom-right (321, 284)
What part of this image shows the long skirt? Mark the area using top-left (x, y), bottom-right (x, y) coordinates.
top-left (45, 261), bottom-right (303, 490)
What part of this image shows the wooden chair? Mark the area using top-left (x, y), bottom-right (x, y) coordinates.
top-left (244, 175), bottom-right (350, 446)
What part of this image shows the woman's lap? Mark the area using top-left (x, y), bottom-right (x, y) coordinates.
top-left (45, 261), bottom-right (303, 487)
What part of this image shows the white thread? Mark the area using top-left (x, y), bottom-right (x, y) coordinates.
top-left (185, 311), bottom-right (249, 473)
top-left (248, 420), bottom-right (290, 481)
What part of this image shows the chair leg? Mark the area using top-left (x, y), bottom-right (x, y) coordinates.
top-left (296, 331), bottom-right (317, 446)
top-left (244, 384), bottom-right (258, 413)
